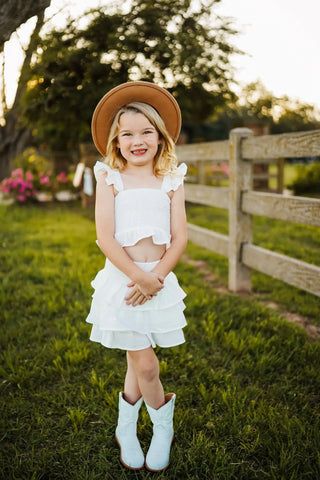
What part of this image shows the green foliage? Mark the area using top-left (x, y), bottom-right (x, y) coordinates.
top-left (21, 0), bottom-right (238, 149)
top-left (269, 163), bottom-right (301, 191)
top-left (1, 203), bottom-right (320, 479)
top-left (12, 147), bottom-right (51, 175)
top-left (211, 81), bottom-right (320, 140)
top-left (288, 162), bottom-right (320, 196)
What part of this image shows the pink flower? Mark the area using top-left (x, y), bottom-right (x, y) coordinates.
top-left (40, 176), bottom-right (51, 186)
top-left (56, 172), bottom-right (69, 183)
top-left (26, 171), bottom-right (33, 181)
top-left (12, 168), bottom-right (23, 177)
top-left (18, 195), bottom-right (26, 202)
top-left (221, 162), bottom-right (230, 176)
top-left (210, 162), bottom-right (230, 176)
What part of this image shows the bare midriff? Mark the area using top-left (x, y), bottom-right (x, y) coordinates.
top-left (124, 236), bottom-right (166, 263)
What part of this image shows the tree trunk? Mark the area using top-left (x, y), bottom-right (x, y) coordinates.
top-left (0, 0), bottom-right (50, 46)
top-left (0, 11), bottom-right (45, 180)
top-left (0, 112), bottom-right (32, 180)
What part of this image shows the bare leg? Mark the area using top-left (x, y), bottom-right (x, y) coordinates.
top-left (126, 347), bottom-right (165, 409)
top-left (124, 351), bottom-right (142, 404)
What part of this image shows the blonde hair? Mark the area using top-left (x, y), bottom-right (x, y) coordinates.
top-left (105, 102), bottom-right (178, 176)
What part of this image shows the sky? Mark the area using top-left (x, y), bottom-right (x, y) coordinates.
top-left (217, 0), bottom-right (320, 108)
top-left (2, 0), bottom-right (320, 112)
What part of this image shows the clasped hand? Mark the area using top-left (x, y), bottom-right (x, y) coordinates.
top-left (125, 271), bottom-right (164, 306)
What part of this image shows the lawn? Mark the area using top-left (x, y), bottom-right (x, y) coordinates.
top-left (186, 201), bottom-right (320, 323)
top-left (1, 202), bottom-right (319, 480)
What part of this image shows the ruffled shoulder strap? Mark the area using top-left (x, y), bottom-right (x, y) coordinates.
top-left (93, 161), bottom-right (123, 191)
top-left (162, 163), bottom-right (187, 193)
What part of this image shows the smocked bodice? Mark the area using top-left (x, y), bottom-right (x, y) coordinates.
top-left (115, 187), bottom-right (171, 247)
top-left (93, 161), bottom-right (187, 248)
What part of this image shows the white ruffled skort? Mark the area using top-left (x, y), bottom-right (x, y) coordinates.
top-left (86, 259), bottom-right (187, 351)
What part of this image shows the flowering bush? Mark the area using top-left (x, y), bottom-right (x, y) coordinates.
top-left (34, 170), bottom-right (54, 193)
top-left (0, 148), bottom-right (79, 203)
top-left (1, 169), bottom-right (76, 203)
top-left (55, 171), bottom-right (73, 191)
top-left (207, 162), bottom-right (230, 176)
top-left (0, 169), bottom-right (37, 203)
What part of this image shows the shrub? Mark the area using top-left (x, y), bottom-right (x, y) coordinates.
top-left (0, 149), bottom-right (78, 203)
top-left (0, 168), bottom-right (37, 203)
top-left (289, 162), bottom-right (320, 196)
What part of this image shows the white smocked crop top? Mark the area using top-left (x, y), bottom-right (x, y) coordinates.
top-left (94, 160), bottom-right (187, 248)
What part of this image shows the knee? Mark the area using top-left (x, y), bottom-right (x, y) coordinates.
top-left (132, 355), bottom-right (159, 382)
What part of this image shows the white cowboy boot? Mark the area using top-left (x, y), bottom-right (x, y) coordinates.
top-left (115, 392), bottom-right (145, 470)
top-left (145, 393), bottom-right (176, 472)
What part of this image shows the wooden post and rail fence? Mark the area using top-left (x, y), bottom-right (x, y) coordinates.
top-left (80, 128), bottom-right (320, 298)
top-left (176, 128), bottom-right (320, 297)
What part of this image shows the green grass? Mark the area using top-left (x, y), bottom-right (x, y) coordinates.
top-left (1, 203), bottom-right (320, 479)
top-left (186, 202), bottom-right (320, 323)
top-left (269, 163), bottom-right (301, 190)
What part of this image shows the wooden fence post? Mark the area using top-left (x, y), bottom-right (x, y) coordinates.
top-left (228, 128), bottom-right (253, 292)
top-left (277, 158), bottom-right (285, 193)
top-left (197, 161), bottom-right (206, 184)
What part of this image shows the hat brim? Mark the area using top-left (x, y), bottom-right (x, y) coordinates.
top-left (91, 81), bottom-right (181, 156)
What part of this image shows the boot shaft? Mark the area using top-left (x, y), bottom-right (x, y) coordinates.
top-left (115, 392), bottom-right (145, 470)
top-left (145, 393), bottom-right (176, 425)
top-left (144, 393), bottom-right (176, 472)
top-left (117, 392), bottom-right (143, 425)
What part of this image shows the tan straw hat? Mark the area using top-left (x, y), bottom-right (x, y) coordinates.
top-left (91, 81), bottom-right (181, 156)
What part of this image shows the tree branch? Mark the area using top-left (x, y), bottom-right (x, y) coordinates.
top-left (0, 0), bottom-right (51, 45)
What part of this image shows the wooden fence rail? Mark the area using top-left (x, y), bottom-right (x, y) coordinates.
top-left (177, 128), bottom-right (320, 297)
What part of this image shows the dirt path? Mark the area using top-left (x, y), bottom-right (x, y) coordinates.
top-left (182, 254), bottom-right (320, 341)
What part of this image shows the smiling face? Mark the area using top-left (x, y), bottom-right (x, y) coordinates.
top-left (116, 112), bottom-right (160, 168)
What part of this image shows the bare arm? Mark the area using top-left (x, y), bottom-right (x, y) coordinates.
top-left (151, 183), bottom-right (188, 278)
top-left (95, 173), bottom-right (164, 301)
top-left (125, 183), bottom-right (187, 303)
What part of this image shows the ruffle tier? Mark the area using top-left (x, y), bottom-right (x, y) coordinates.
top-left (115, 226), bottom-right (170, 248)
top-left (86, 259), bottom-right (187, 350)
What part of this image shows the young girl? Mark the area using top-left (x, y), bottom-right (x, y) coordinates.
top-left (86, 81), bottom-right (187, 472)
